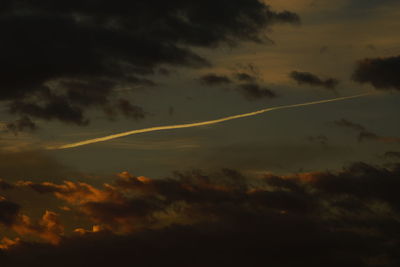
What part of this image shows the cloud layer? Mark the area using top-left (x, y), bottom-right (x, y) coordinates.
top-left (0, 162), bottom-right (400, 266)
top-left (0, 0), bottom-right (299, 129)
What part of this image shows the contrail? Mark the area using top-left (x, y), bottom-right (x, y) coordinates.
top-left (49, 93), bottom-right (372, 150)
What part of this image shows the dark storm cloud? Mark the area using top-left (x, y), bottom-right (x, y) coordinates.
top-left (0, 1), bottom-right (300, 127)
top-left (2, 162), bottom-right (400, 266)
top-left (352, 55), bottom-right (400, 91)
top-left (290, 71), bottom-right (339, 90)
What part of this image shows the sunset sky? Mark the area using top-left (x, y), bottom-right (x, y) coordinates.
top-left (1, 1), bottom-right (400, 266)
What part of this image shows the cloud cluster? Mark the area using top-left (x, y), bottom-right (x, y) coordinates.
top-left (199, 66), bottom-right (276, 100)
top-left (0, 198), bottom-right (63, 244)
top-left (0, 162), bottom-right (399, 266)
top-left (0, 1), bottom-right (299, 130)
top-left (352, 55), bottom-right (400, 91)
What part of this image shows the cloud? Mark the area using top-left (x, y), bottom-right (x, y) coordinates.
top-left (384, 151), bottom-right (400, 159)
top-left (0, 180), bottom-right (14, 191)
top-left (11, 211), bottom-right (64, 245)
top-left (352, 55), bottom-right (400, 91)
top-left (234, 72), bottom-right (258, 82)
top-left (0, 197), bottom-right (63, 244)
top-left (334, 118), bottom-right (400, 143)
top-left (237, 83), bottom-right (277, 99)
top-left (0, 237), bottom-right (21, 250)
top-left (199, 67), bottom-right (276, 100)
top-left (290, 71), bottom-right (339, 90)
top-left (1, 162), bottom-right (400, 266)
top-left (0, 198), bottom-right (20, 226)
top-left (116, 99), bottom-right (146, 120)
top-left (5, 117), bottom-right (36, 135)
top-left (0, 1), bottom-right (299, 127)
top-left (334, 118), bottom-right (366, 132)
top-left (199, 74), bottom-right (232, 86)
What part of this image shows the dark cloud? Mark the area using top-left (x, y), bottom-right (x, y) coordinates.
top-left (0, 180), bottom-right (14, 191)
top-left (1, 219), bottom-right (384, 267)
top-left (310, 162), bottom-right (400, 210)
top-left (238, 83), bottom-right (277, 99)
top-left (0, 199), bottom-right (20, 226)
top-left (0, 0), bottom-right (299, 127)
top-left (290, 71), bottom-right (339, 90)
top-left (116, 99), bottom-right (146, 120)
top-left (1, 162), bottom-right (400, 266)
top-left (199, 67), bottom-right (276, 100)
top-left (199, 74), bottom-right (232, 86)
top-left (234, 72), bottom-right (258, 82)
top-left (352, 55), bottom-right (400, 90)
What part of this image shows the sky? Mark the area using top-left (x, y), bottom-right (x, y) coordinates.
top-left (0, 0), bottom-right (400, 266)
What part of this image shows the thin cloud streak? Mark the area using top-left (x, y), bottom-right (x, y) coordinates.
top-left (49, 93), bottom-right (374, 150)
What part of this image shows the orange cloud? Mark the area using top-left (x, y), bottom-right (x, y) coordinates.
top-left (0, 237), bottom-right (21, 250)
top-left (11, 211), bottom-right (64, 244)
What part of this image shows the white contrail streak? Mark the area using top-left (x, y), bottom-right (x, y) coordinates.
top-left (49, 93), bottom-right (372, 150)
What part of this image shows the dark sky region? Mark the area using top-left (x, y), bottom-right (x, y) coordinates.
top-left (0, 0), bottom-right (400, 266)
